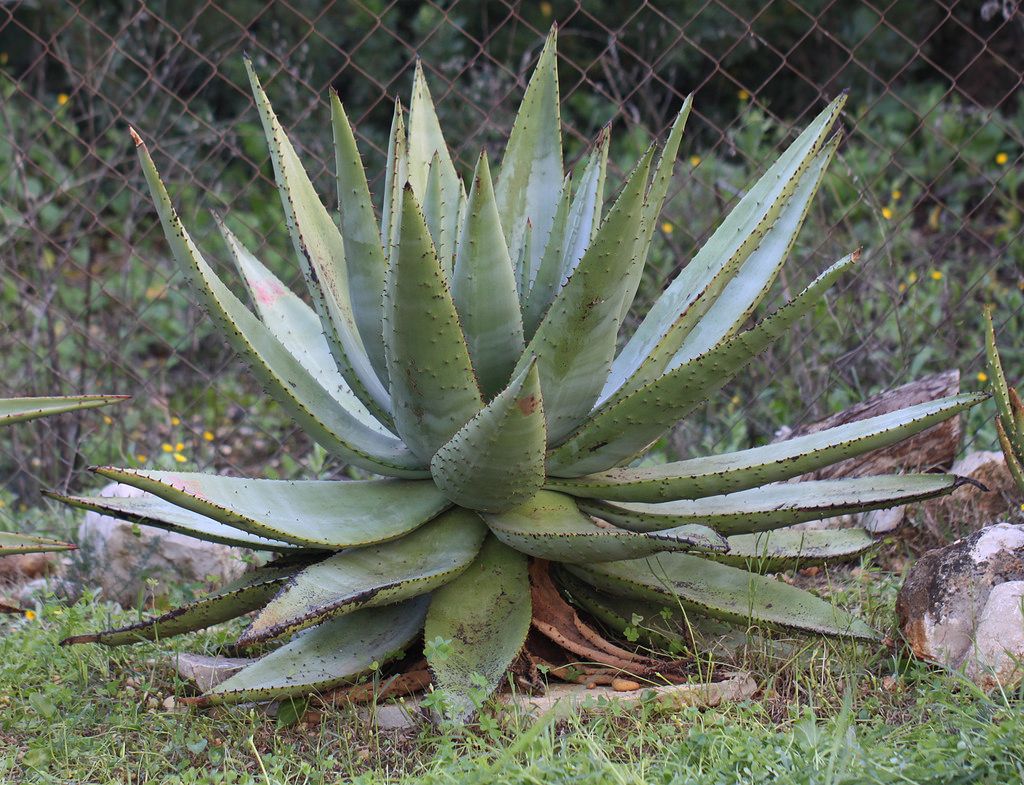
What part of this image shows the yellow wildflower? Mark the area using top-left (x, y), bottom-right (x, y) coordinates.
top-left (737, 89), bottom-right (750, 101)
top-left (203, 430), bottom-right (215, 442)
top-left (897, 282), bottom-right (907, 293)
top-left (102, 415), bottom-right (113, 425)
top-left (689, 155), bottom-right (701, 167)
top-left (175, 442), bottom-right (184, 452)
top-left (661, 221), bottom-right (674, 235)
top-left (161, 443), bottom-right (173, 453)
top-left (0, 499), bottom-right (5, 508)
top-left (881, 207), bottom-right (893, 220)
top-left (171, 416), bottom-right (181, 426)
top-left (56, 93), bottom-right (69, 106)
top-left (24, 610), bottom-right (36, 621)
top-left (730, 394), bottom-right (742, 406)
top-left (995, 152), bottom-right (1009, 166)
top-left (0, 53), bottom-right (8, 66)
top-left (891, 189), bottom-right (902, 201)
top-left (173, 453), bottom-right (187, 464)
top-left (977, 372), bottom-right (989, 383)
top-left (930, 270), bottom-right (943, 281)
top-left (136, 454), bottom-right (148, 463)
top-left (908, 272), bottom-right (918, 284)
top-left (540, 1), bottom-right (552, 16)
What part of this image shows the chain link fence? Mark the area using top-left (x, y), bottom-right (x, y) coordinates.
top-left (1, 0), bottom-right (1022, 509)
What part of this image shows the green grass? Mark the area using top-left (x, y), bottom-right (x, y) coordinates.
top-left (3, 562), bottom-right (1023, 784)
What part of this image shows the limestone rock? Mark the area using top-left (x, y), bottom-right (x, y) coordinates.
top-left (75, 482), bottom-right (249, 608)
top-left (897, 522), bottom-right (1024, 689)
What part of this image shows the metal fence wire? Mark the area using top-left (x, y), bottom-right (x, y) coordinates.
top-left (0, 0), bottom-right (1022, 504)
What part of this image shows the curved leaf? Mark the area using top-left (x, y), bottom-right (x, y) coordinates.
top-left (62, 563), bottom-right (300, 646)
top-left (521, 173), bottom-right (571, 337)
top-left (548, 393), bottom-right (984, 502)
top-left (216, 220), bottom-right (391, 436)
top-left (331, 91), bottom-right (390, 384)
top-left (204, 596), bottom-right (428, 705)
top-left (495, 26), bottom-right (563, 292)
top-left (44, 490), bottom-right (298, 551)
top-left (515, 145), bottom-right (654, 444)
top-left (430, 360), bottom-right (546, 512)
top-left (134, 135), bottom-right (427, 478)
top-left (577, 474), bottom-right (968, 535)
top-left (246, 61), bottom-right (391, 423)
top-left (381, 99), bottom-right (408, 251)
top-left (549, 253), bottom-right (856, 475)
top-left (481, 490), bottom-right (725, 563)
top-left (385, 186), bottom-right (484, 461)
top-left (425, 537), bottom-right (531, 717)
top-left (668, 137), bottom-right (839, 368)
top-left (567, 553), bottom-right (878, 639)
top-left (88, 468), bottom-right (449, 550)
top-left (407, 62), bottom-right (464, 268)
top-left (616, 96), bottom-right (693, 324)
top-left (237, 508), bottom-right (486, 646)
top-left (451, 153), bottom-right (525, 397)
top-left (710, 528), bottom-right (875, 572)
top-left (0, 531), bottom-right (75, 555)
top-left (606, 95), bottom-right (847, 400)
top-left (0, 395), bottom-right (126, 427)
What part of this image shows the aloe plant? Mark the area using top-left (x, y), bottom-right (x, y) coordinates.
top-left (0, 396), bottom-right (125, 604)
top-left (983, 306), bottom-right (1024, 493)
top-left (56, 29), bottom-right (982, 714)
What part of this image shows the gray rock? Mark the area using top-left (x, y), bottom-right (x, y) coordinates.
top-left (897, 522), bottom-right (1024, 689)
top-left (74, 482), bottom-right (249, 608)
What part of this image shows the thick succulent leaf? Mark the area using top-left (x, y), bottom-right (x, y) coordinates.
top-left (548, 393), bottom-right (984, 502)
top-left (44, 490), bottom-right (298, 551)
top-left (481, 490), bottom-right (726, 563)
top-left (577, 474), bottom-right (969, 535)
top-left (451, 154), bottom-right (526, 397)
top-left (996, 417), bottom-right (1024, 491)
top-left (669, 137), bottom-right (839, 367)
top-left (430, 361), bottom-right (546, 512)
top-left (549, 253), bottom-right (857, 475)
top-left (0, 395), bottom-right (126, 427)
top-left (984, 305), bottom-right (1024, 462)
top-left (330, 91), bottom-right (390, 384)
top-left (495, 26), bottom-right (563, 291)
top-left (385, 187), bottom-right (484, 461)
top-left (217, 220), bottom-right (391, 436)
top-left (237, 508), bottom-right (486, 646)
top-left (521, 174), bottom-right (571, 337)
top-left (606, 95), bottom-right (847, 400)
top-left (710, 528), bottom-right (875, 572)
top-left (407, 62), bottom-right (464, 268)
top-left (62, 563), bottom-right (299, 646)
top-left (205, 597), bottom-right (428, 705)
top-left (134, 135), bottom-right (427, 478)
top-left (0, 531), bottom-right (75, 555)
top-left (88, 468), bottom-right (449, 550)
top-left (424, 536), bottom-right (530, 718)
top-left (515, 145), bottom-right (654, 444)
top-left (557, 568), bottom-right (737, 654)
top-left (616, 96), bottom-right (693, 325)
top-left (563, 129), bottom-right (610, 280)
top-left (567, 553), bottom-right (878, 639)
top-left (246, 61), bottom-right (391, 423)
top-left (381, 99), bottom-right (408, 251)
top-left (421, 152), bottom-right (448, 262)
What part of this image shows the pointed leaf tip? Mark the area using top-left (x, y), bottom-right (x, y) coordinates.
top-left (129, 127), bottom-right (143, 147)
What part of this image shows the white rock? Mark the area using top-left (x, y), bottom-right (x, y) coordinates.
top-left (898, 522), bottom-right (1024, 689)
top-left (966, 581), bottom-right (1024, 690)
top-left (75, 482), bottom-right (249, 608)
